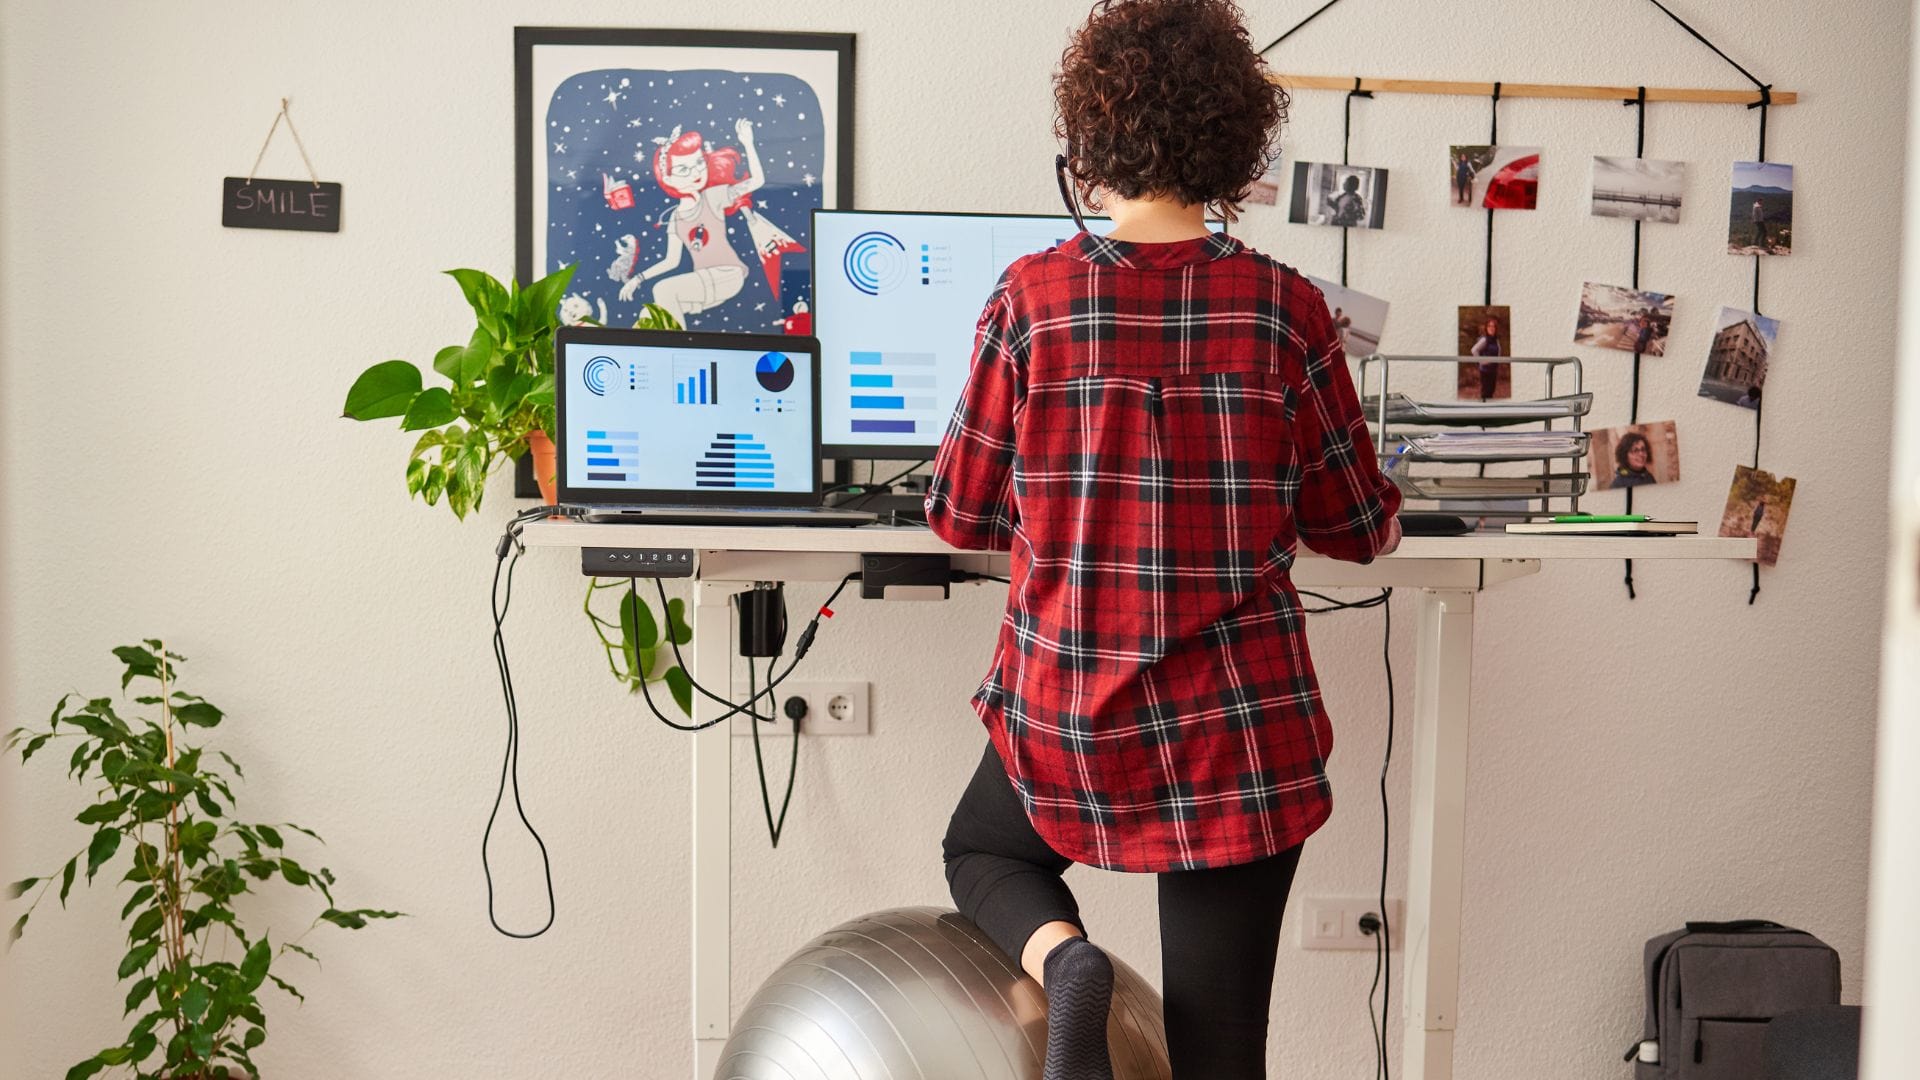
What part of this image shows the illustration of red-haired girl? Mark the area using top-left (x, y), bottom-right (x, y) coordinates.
top-left (616, 118), bottom-right (803, 323)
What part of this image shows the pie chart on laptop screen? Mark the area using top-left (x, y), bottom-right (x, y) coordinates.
top-left (756, 352), bottom-right (796, 393)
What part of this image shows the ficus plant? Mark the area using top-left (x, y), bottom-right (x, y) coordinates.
top-left (6, 642), bottom-right (399, 1080)
top-left (340, 265), bottom-right (576, 520)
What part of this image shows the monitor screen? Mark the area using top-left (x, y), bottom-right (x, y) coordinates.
top-left (556, 329), bottom-right (817, 504)
top-left (811, 210), bottom-right (1121, 458)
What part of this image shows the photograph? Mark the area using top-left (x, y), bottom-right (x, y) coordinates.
top-left (1244, 170), bottom-right (1281, 206)
top-left (515, 28), bottom-right (854, 333)
top-left (1575, 281), bottom-right (1675, 356)
top-left (1307, 274), bottom-right (1390, 357)
top-left (1720, 464), bottom-right (1797, 566)
top-left (1289, 161), bottom-right (1389, 228)
top-left (1450, 145), bottom-right (1540, 209)
top-left (1728, 161), bottom-right (1793, 255)
top-left (1589, 420), bottom-right (1681, 491)
top-left (1590, 156), bottom-right (1686, 223)
top-left (1457, 304), bottom-right (1512, 401)
top-left (1698, 305), bottom-right (1780, 409)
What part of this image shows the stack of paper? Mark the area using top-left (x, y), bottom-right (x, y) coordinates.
top-left (1398, 431), bottom-right (1587, 461)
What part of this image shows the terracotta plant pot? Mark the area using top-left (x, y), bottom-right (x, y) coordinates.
top-left (527, 430), bottom-right (558, 505)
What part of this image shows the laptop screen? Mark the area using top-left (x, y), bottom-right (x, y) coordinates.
top-left (556, 328), bottom-right (819, 505)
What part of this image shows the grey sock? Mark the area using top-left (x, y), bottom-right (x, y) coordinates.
top-left (1041, 936), bottom-right (1114, 1080)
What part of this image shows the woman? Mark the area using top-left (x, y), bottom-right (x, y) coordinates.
top-left (925, 2), bottom-right (1402, 1077)
top-left (1612, 430), bottom-right (1656, 488)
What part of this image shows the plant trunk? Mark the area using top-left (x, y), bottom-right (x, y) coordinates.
top-left (528, 430), bottom-right (558, 506)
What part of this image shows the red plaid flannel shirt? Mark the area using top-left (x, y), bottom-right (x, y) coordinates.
top-left (926, 232), bottom-right (1402, 872)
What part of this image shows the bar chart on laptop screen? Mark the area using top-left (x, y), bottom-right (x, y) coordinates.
top-left (814, 212), bottom-right (1114, 453)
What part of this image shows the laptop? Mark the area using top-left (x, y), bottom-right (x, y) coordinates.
top-left (554, 326), bottom-right (876, 526)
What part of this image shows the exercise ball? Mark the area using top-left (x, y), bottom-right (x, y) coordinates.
top-left (717, 907), bottom-right (1170, 1080)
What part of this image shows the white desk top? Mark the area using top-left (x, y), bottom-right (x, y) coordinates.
top-left (519, 520), bottom-right (1757, 562)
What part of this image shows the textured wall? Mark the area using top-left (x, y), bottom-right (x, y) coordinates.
top-left (0, 2), bottom-right (1903, 1077)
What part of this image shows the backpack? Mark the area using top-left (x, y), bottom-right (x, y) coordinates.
top-left (1626, 920), bottom-right (1841, 1078)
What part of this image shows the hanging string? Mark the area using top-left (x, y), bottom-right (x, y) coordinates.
top-left (1483, 82), bottom-right (1500, 307)
top-left (1747, 87), bottom-right (1772, 605)
top-left (247, 97), bottom-right (323, 188)
top-left (1340, 77), bottom-right (1372, 286)
top-left (1258, 0), bottom-right (1347, 55)
top-left (1620, 86), bottom-right (1648, 599)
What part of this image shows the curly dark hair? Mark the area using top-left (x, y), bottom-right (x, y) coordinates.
top-left (1054, 0), bottom-right (1287, 220)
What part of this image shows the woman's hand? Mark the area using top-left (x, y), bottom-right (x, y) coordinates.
top-left (735, 117), bottom-right (756, 149)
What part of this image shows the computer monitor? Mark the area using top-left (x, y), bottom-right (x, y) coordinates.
top-left (811, 210), bottom-right (1122, 460)
top-left (554, 326), bottom-right (820, 507)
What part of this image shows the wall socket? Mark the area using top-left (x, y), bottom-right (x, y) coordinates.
top-left (730, 680), bottom-right (869, 737)
top-left (1297, 896), bottom-right (1403, 951)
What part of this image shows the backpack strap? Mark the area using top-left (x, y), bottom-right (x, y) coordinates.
top-left (1682, 919), bottom-right (1797, 934)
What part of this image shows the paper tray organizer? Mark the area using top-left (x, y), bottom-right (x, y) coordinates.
top-left (1356, 354), bottom-right (1590, 519)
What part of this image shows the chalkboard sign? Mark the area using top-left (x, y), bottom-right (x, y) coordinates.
top-left (222, 177), bottom-right (342, 232)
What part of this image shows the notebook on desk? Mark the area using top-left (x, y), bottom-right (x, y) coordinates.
top-left (554, 326), bottom-right (875, 526)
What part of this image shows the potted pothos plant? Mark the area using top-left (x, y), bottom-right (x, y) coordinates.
top-left (340, 275), bottom-right (696, 713)
top-left (6, 641), bottom-right (399, 1079)
top-left (341, 265), bottom-right (574, 514)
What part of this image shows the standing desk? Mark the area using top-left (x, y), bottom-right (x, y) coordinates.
top-left (518, 522), bottom-right (1757, 1080)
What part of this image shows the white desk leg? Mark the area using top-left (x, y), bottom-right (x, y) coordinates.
top-left (1402, 587), bottom-right (1475, 1080)
top-left (691, 581), bottom-right (735, 1080)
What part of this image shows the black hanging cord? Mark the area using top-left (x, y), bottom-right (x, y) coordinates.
top-left (1748, 89), bottom-right (1772, 606)
top-left (1257, 0), bottom-right (1347, 55)
top-left (1621, 85), bottom-right (1648, 600)
top-left (1340, 77), bottom-right (1372, 286)
top-left (1644, 0), bottom-right (1771, 95)
top-left (1483, 82), bottom-right (1500, 309)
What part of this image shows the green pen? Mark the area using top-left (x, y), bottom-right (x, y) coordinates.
top-left (1552, 514), bottom-right (1650, 523)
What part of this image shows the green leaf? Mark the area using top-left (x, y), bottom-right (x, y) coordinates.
top-left (9, 911), bottom-right (25, 945)
top-left (342, 360), bottom-right (423, 421)
top-left (123, 975), bottom-right (154, 1015)
top-left (267, 973), bottom-right (304, 1003)
top-left (431, 344), bottom-right (467, 382)
top-left (523, 372), bottom-right (556, 409)
top-left (59, 856), bottom-right (77, 906)
top-left (278, 859), bottom-right (310, 886)
top-left (666, 597), bottom-right (692, 645)
top-left (526, 264), bottom-right (577, 326)
top-left (127, 906), bottom-right (164, 942)
top-left (244, 1025), bottom-right (266, 1049)
top-left (86, 828), bottom-right (121, 882)
top-left (7, 877), bottom-right (37, 899)
top-left (256, 825), bottom-right (284, 849)
top-left (282, 941), bottom-right (320, 966)
top-left (623, 587), bottom-right (659, 651)
top-left (64, 1056), bottom-right (108, 1080)
top-left (111, 645), bottom-right (162, 688)
top-left (181, 982), bottom-right (210, 1022)
top-left (76, 797), bottom-right (128, 825)
top-left (216, 750), bottom-right (246, 781)
top-left (120, 884), bottom-right (154, 919)
top-left (318, 907), bottom-right (404, 930)
top-left (173, 702), bottom-right (222, 728)
top-left (20, 733), bottom-right (50, 762)
top-left (193, 789), bottom-right (222, 818)
top-left (446, 268), bottom-right (508, 321)
top-left (399, 386), bottom-right (458, 431)
top-left (239, 939), bottom-right (271, 990)
top-left (665, 667), bottom-right (693, 717)
top-left (117, 941), bottom-right (158, 979)
top-left (460, 326), bottom-right (495, 387)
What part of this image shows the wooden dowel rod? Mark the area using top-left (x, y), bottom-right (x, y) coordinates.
top-left (1274, 73), bottom-right (1796, 106)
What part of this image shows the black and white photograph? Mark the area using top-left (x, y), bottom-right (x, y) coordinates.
top-left (1590, 156), bottom-right (1686, 223)
top-left (1289, 161), bottom-right (1388, 228)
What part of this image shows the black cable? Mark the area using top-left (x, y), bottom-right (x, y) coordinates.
top-left (1749, 91), bottom-right (1772, 607)
top-left (1483, 82), bottom-right (1500, 308)
top-left (747, 657), bottom-right (802, 847)
top-left (1375, 589), bottom-right (1394, 1080)
top-left (1257, 0), bottom-right (1346, 55)
top-left (483, 504), bottom-right (581, 939)
top-left (1340, 77), bottom-right (1371, 287)
top-left (629, 577), bottom-right (777, 729)
top-left (1623, 86), bottom-right (1649, 601)
top-left (839, 460), bottom-right (930, 509)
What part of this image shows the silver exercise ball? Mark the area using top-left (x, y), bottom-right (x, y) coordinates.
top-left (716, 907), bottom-right (1170, 1080)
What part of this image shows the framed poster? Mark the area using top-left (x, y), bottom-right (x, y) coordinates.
top-left (515, 27), bottom-right (854, 335)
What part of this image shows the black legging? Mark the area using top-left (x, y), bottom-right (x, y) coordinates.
top-left (942, 742), bottom-right (1304, 1078)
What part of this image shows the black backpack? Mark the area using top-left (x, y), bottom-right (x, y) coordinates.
top-left (1626, 920), bottom-right (1841, 1078)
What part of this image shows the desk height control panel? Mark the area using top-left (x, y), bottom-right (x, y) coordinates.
top-left (582, 547), bottom-right (697, 578)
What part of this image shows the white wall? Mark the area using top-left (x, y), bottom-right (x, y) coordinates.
top-left (1, 2), bottom-right (1903, 1077)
